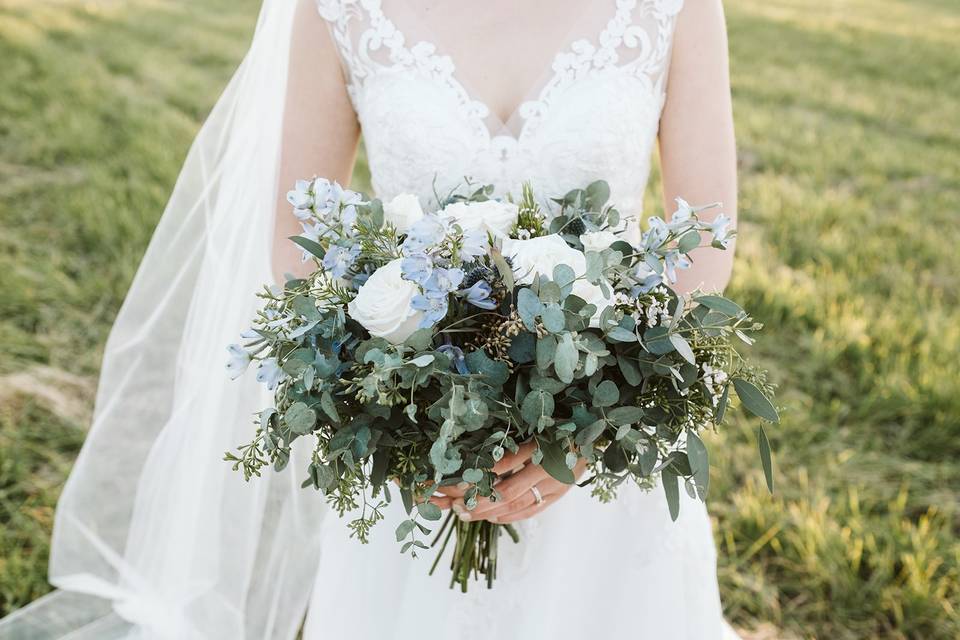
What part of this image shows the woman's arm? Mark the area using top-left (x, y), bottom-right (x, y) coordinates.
top-left (272, 0), bottom-right (361, 285)
top-left (659, 0), bottom-right (738, 295)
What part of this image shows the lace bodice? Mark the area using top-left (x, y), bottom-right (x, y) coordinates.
top-left (316, 0), bottom-right (685, 231)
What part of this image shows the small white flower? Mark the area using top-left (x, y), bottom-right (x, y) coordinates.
top-left (669, 197), bottom-right (694, 229)
top-left (440, 200), bottom-right (519, 238)
top-left (348, 258), bottom-right (425, 344)
top-left (383, 193), bottom-right (424, 234)
top-left (225, 344), bottom-right (251, 379)
top-left (255, 357), bottom-right (286, 390)
top-left (580, 230), bottom-right (618, 253)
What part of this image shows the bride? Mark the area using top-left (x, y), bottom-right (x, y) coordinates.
top-left (0, 1), bottom-right (739, 638)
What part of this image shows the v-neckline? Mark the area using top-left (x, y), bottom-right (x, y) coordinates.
top-left (376, 0), bottom-right (633, 143)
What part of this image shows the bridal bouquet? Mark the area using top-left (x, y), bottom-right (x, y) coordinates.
top-left (225, 178), bottom-right (778, 590)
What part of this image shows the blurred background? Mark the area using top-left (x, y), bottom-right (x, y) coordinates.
top-left (0, 0), bottom-right (957, 637)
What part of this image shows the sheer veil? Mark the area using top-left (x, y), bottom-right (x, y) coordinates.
top-left (0, 1), bottom-right (324, 638)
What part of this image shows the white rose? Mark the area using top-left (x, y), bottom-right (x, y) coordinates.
top-left (501, 235), bottom-right (614, 325)
top-left (440, 200), bottom-right (519, 238)
top-left (580, 230), bottom-right (619, 253)
top-left (383, 193), bottom-right (424, 234)
top-left (347, 259), bottom-right (424, 344)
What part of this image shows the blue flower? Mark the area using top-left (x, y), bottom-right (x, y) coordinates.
top-left (402, 215), bottom-right (448, 254)
top-left (298, 222), bottom-right (323, 262)
top-left (632, 263), bottom-right (663, 294)
top-left (255, 357), bottom-right (286, 390)
top-left (663, 249), bottom-right (692, 283)
top-left (322, 244), bottom-right (360, 278)
top-left (401, 253), bottom-right (433, 285)
top-left (668, 197), bottom-right (694, 230)
top-left (643, 217), bottom-right (670, 251)
top-left (462, 280), bottom-right (497, 309)
top-left (423, 267), bottom-right (464, 295)
top-left (707, 213), bottom-right (733, 248)
top-left (411, 291), bottom-right (450, 326)
top-left (437, 344), bottom-right (470, 375)
top-left (225, 344), bottom-right (251, 379)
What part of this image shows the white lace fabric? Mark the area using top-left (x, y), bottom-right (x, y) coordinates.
top-left (318, 0), bottom-right (684, 239)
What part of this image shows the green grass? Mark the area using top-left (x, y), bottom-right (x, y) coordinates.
top-left (1, 0), bottom-right (957, 637)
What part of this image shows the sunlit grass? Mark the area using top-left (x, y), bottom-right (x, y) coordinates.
top-left (1, 0), bottom-right (957, 637)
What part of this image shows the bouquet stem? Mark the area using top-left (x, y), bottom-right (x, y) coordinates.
top-left (429, 511), bottom-right (520, 592)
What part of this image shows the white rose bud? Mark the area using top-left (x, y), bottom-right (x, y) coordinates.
top-left (383, 193), bottom-right (424, 234)
top-left (347, 259), bottom-right (424, 344)
top-left (440, 200), bottom-right (519, 238)
top-left (501, 234), bottom-right (614, 326)
top-left (580, 230), bottom-right (619, 253)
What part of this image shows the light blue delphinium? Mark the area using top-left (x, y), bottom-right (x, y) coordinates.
top-left (437, 344), bottom-right (470, 375)
top-left (423, 267), bottom-right (464, 296)
top-left (225, 344), bottom-right (251, 379)
top-left (411, 290), bottom-right (450, 327)
top-left (663, 249), bottom-right (692, 283)
top-left (322, 244), bottom-right (361, 278)
top-left (401, 253), bottom-right (434, 285)
top-left (255, 357), bottom-right (286, 390)
top-left (707, 213), bottom-right (733, 248)
top-left (462, 280), bottom-right (497, 310)
top-left (402, 215), bottom-right (448, 254)
top-left (643, 216), bottom-right (670, 252)
top-left (298, 222), bottom-right (324, 261)
top-left (668, 197), bottom-right (695, 230)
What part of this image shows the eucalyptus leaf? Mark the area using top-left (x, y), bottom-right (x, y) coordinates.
top-left (538, 439), bottom-right (575, 484)
top-left (732, 378), bottom-right (780, 423)
top-left (757, 424), bottom-right (774, 493)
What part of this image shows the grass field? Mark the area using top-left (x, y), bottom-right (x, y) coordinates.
top-left (1, 0), bottom-right (958, 637)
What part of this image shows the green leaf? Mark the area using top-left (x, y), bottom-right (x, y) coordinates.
top-left (732, 378), bottom-right (779, 423)
top-left (554, 333), bottom-right (578, 383)
top-left (592, 380), bottom-right (620, 407)
top-left (574, 419), bottom-right (607, 447)
top-left (585, 180), bottom-right (611, 209)
top-left (617, 355), bottom-right (643, 386)
top-left (521, 389), bottom-right (555, 428)
top-left (285, 402), bottom-right (316, 435)
top-left (695, 295), bottom-right (744, 317)
top-left (714, 383), bottom-right (730, 423)
top-left (320, 390), bottom-right (340, 423)
top-left (539, 281), bottom-right (562, 304)
top-left (536, 335), bottom-right (558, 370)
top-left (607, 326), bottom-right (637, 343)
top-left (661, 468), bottom-right (680, 521)
top-left (493, 252), bottom-right (515, 291)
top-left (395, 519), bottom-right (416, 542)
top-left (669, 334), bottom-right (696, 365)
top-left (409, 354), bottom-right (435, 367)
top-left (538, 439), bottom-right (575, 484)
top-left (643, 326), bottom-right (674, 354)
top-left (677, 230), bottom-right (701, 254)
top-left (464, 349), bottom-right (510, 386)
top-left (686, 430), bottom-right (709, 499)
top-left (404, 328), bottom-right (434, 351)
top-left (517, 287), bottom-right (544, 331)
top-left (541, 304), bottom-right (566, 333)
top-left (607, 406), bottom-right (643, 425)
top-left (462, 468), bottom-right (483, 483)
top-left (288, 235), bottom-right (325, 260)
top-left (508, 331), bottom-right (536, 364)
top-left (757, 424), bottom-right (774, 493)
top-left (553, 264), bottom-right (576, 297)
top-left (417, 501), bottom-right (442, 521)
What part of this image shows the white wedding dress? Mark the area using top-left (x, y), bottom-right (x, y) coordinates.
top-left (0, 2), bottom-right (738, 638)
top-left (305, 2), bottom-right (736, 639)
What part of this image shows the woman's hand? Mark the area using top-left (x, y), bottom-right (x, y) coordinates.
top-left (429, 442), bottom-right (587, 524)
